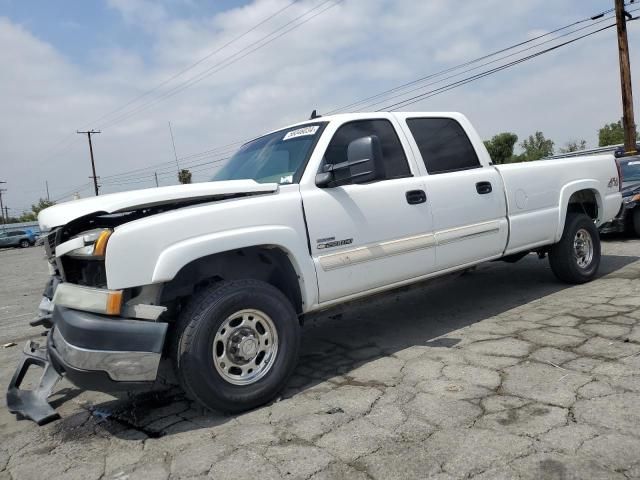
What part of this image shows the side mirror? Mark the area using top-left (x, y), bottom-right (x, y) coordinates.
top-left (315, 135), bottom-right (383, 187)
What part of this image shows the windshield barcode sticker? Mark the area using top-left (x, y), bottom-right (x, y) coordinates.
top-left (283, 126), bottom-right (319, 141)
top-left (629, 161), bottom-right (640, 165)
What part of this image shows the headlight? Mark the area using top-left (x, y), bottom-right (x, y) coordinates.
top-left (66, 229), bottom-right (112, 258)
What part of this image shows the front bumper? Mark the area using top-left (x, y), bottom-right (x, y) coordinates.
top-left (49, 306), bottom-right (168, 387)
top-left (7, 305), bottom-right (168, 424)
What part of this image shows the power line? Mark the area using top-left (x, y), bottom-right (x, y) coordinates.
top-left (326, 7), bottom-right (622, 115)
top-left (381, 23), bottom-right (621, 111)
top-left (356, 14), bottom-right (617, 112)
top-left (60, 1), bottom-right (342, 190)
top-left (85, 0), bottom-right (300, 130)
top-left (97, 0), bottom-right (342, 130)
top-left (32, 0), bottom-right (303, 182)
top-left (98, 4), bottom-right (623, 187)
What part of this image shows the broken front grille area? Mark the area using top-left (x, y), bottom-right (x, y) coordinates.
top-left (60, 257), bottom-right (107, 288)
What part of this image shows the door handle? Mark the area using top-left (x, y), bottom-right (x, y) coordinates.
top-left (406, 189), bottom-right (427, 204)
top-left (476, 181), bottom-right (492, 194)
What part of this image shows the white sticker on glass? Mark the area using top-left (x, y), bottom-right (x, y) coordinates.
top-left (628, 161), bottom-right (640, 165)
top-left (283, 125), bottom-right (319, 141)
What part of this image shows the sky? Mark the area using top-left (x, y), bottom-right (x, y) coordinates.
top-left (0, 0), bottom-right (638, 215)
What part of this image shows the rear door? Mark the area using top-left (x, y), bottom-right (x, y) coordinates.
top-left (300, 117), bottom-right (436, 303)
top-left (401, 116), bottom-right (508, 271)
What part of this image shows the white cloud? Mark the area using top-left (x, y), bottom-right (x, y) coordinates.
top-left (0, 0), bottom-right (639, 213)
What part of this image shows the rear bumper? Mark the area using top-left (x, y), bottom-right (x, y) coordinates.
top-left (48, 306), bottom-right (168, 390)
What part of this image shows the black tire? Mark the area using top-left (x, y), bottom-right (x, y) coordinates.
top-left (19, 239), bottom-right (29, 248)
top-left (173, 279), bottom-right (300, 413)
top-left (633, 209), bottom-right (640, 237)
top-left (549, 213), bottom-right (600, 284)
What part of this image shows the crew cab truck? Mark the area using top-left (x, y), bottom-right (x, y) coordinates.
top-left (7, 112), bottom-right (622, 424)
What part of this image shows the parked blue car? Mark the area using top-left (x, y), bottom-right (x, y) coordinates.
top-left (0, 229), bottom-right (36, 248)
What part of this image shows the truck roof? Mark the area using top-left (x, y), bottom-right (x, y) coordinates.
top-left (258, 111), bottom-right (465, 141)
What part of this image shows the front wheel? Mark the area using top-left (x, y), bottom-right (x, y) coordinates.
top-left (19, 239), bottom-right (29, 248)
top-left (549, 213), bottom-right (600, 284)
top-left (173, 279), bottom-right (300, 412)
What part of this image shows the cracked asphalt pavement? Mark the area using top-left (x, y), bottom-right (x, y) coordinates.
top-left (1, 237), bottom-right (640, 480)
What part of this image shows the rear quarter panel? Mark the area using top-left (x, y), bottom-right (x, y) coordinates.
top-left (496, 154), bottom-right (621, 254)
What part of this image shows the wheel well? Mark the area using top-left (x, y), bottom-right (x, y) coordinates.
top-left (567, 189), bottom-right (599, 221)
top-left (160, 246), bottom-right (303, 314)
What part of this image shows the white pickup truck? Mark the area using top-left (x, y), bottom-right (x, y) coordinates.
top-left (7, 112), bottom-right (622, 423)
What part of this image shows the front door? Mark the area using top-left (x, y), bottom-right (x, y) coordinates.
top-left (301, 118), bottom-right (436, 303)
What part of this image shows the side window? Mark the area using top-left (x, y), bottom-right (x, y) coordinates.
top-left (406, 118), bottom-right (480, 174)
top-left (323, 119), bottom-right (411, 183)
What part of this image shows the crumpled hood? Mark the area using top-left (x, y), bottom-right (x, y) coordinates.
top-left (39, 180), bottom-right (278, 230)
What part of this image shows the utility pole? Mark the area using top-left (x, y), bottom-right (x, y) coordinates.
top-left (0, 181), bottom-right (6, 225)
top-left (77, 130), bottom-right (101, 196)
top-left (45, 180), bottom-right (50, 201)
top-left (615, 0), bottom-right (638, 154)
top-left (154, 172), bottom-right (159, 187)
top-left (168, 121), bottom-right (181, 172)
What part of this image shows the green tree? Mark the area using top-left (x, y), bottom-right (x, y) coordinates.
top-left (178, 169), bottom-right (192, 184)
top-left (18, 211), bottom-right (36, 222)
top-left (515, 131), bottom-right (554, 162)
top-left (31, 198), bottom-right (55, 215)
top-left (598, 119), bottom-right (638, 146)
top-left (559, 139), bottom-right (587, 154)
top-left (484, 132), bottom-right (518, 164)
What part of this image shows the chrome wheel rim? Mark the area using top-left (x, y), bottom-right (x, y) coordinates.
top-left (212, 309), bottom-right (278, 385)
top-left (573, 228), bottom-right (594, 269)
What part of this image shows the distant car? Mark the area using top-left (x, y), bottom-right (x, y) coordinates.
top-left (0, 229), bottom-right (36, 248)
top-left (600, 156), bottom-right (640, 236)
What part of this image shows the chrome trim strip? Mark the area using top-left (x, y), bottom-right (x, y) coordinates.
top-left (52, 328), bottom-right (160, 382)
top-left (317, 220), bottom-right (502, 271)
top-left (319, 233), bottom-right (436, 271)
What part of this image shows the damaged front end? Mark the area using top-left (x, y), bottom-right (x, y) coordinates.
top-left (6, 214), bottom-right (168, 424)
top-left (6, 339), bottom-right (62, 425)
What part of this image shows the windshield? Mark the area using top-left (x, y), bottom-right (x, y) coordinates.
top-left (621, 159), bottom-right (640, 182)
top-left (212, 123), bottom-right (326, 185)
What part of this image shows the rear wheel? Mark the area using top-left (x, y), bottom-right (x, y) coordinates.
top-left (549, 213), bottom-right (600, 284)
top-left (19, 239), bottom-right (29, 248)
top-left (173, 279), bottom-right (300, 412)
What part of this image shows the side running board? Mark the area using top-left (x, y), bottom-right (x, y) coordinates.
top-left (6, 340), bottom-right (61, 425)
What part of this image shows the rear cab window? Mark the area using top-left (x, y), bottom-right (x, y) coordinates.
top-left (406, 118), bottom-right (481, 175)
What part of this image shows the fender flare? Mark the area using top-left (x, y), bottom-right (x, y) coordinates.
top-left (151, 226), bottom-right (318, 308)
top-left (555, 179), bottom-right (603, 242)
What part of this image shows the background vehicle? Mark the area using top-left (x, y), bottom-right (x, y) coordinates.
top-left (600, 156), bottom-right (640, 236)
top-left (0, 229), bottom-right (35, 248)
top-left (7, 112), bottom-right (622, 423)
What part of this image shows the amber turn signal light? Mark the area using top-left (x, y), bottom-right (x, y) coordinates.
top-left (106, 290), bottom-right (123, 315)
top-left (94, 230), bottom-right (112, 257)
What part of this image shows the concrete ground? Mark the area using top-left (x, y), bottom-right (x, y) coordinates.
top-left (1, 238), bottom-right (639, 480)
